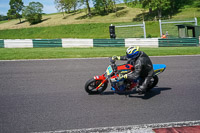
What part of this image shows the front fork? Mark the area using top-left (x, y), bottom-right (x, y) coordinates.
top-left (95, 78), bottom-right (108, 90)
top-left (94, 74), bottom-right (108, 90)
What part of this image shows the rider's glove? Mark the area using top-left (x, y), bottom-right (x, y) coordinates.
top-left (112, 56), bottom-right (120, 61)
top-left (119, 74), bottom-right (128, 80)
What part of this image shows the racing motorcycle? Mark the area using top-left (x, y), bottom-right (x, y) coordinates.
top-left (85, 58), bottom-right (166, 95)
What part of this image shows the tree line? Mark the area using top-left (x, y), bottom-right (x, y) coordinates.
top-left (54, 0), bottom-right (120, 16)
top-left (124, 0), bottom-right (199, 20)
top-left (54, 0), bottom-right (199, 18)
top-left (2, 0), bottom-right (200, 24)
top-left (4, 0), bottom-right (120, 24)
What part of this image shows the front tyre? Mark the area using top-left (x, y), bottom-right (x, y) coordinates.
top-left (146, 75), bottom-right (159, 92)
top-left (85, 78), bottom-right (108, 95)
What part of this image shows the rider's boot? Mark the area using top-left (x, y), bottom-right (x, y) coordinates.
top-left (137, 86), bottom-right (146, 95)
top-left (136, 77), bottom-right (151, 95)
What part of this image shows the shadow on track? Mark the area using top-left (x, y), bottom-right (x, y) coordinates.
top-left (129, 87), bottom-right (172, 100)
top-left (101, 87), bottom-right (172, 99)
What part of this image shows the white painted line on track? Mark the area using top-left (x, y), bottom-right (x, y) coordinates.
top-left (33, 120), bottom-right (200, 133)
top-left (0, 55), bottom-right (200, 62)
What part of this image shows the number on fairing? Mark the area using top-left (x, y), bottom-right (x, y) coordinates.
top-left (106, 65), bottom-right (113, 76)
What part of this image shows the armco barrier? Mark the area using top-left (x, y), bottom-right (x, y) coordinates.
top-left (159, 38), bottom-right (199, 47)
top-left (4, 39), bottom-right (33, 48)
top-left (33, 39), bottom-right (62, 48)
top-left (125, 38), bottom-right (158, 47)
top-left (93, 39), bottom-right (125, 47)
top-left (2, 38), bottom-right (199, 48)
top-left (62, 39), bottom-right (93, 48)
top-left (0, 40), bottom-right (4, 48)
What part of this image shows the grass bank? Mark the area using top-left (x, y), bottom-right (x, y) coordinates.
top-left (0, 47), bottom-right (200, 60)
top-left (0, 3), bottom-right (199, 39)
top-left (0, 16), bottom-right (199, 39)
top-left (0, 23), bottom-right (111, 39)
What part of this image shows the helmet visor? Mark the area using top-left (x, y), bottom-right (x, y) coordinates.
top-left (126, 51), bottom-right (139, 58)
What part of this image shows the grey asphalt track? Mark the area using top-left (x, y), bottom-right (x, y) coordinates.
top-left (0, 55), bottom-right (200, 133)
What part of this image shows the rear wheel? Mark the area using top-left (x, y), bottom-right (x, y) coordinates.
top-left (146, 75), bottom-right (159, 92)
top-left (85, 78), bottom-right (108, 94)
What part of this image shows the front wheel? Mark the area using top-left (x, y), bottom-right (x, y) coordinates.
top-left (146, 75), bottom-right (159, 92)
top-left (85, 78), bottom-right (108, 94)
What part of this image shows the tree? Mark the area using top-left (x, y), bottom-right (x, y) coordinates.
top-left (93, 0), bottom-right (106, 14)
top-left (55, 0), bottom-right (80, 15)
top-left (55, 0), bottom-right (65, 16)
top-left (0, 14), bottom-right (8, 21)
top-left (71, 0), bottom-right (79, 12)
top-left (80, 0), bottom-right (92, 16)
top-left (93, 0), bottom-right (117, 15)
top-left (125, 0), bottom-right (196, 20)
top-left (141, 0), bottom-right (170, 19)
top-left (124, 0), bottom-right (142, 7)
top-left (168, 0), bottom-right (194, 17)
top-left (22, 2), bottom-right (43, 24)
top-left (7, 0), bottom-right (24, 23)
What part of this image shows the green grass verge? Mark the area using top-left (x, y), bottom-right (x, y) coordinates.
top-left (0, 47), bottom-right (200, 60)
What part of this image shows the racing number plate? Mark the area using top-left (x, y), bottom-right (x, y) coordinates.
top-left (106, 65), bottom-right (113, 76)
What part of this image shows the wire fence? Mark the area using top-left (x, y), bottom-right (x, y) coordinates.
top-left (115, 22), bottom-right (146, 38)
top-left (159, 17), bottom-right (197, 38)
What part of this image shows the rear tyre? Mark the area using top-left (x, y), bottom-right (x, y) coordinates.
top-left (85, 78), bottom-right (108, 95)
top-left (146, 75), bottom-right (159, 92)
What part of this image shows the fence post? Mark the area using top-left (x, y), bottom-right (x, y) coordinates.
top-left (159, 19), bottom-right (162, 37)
top-left (195, 17), bottom-right (197, 26)
top-left (143, 21), bottom-right (146, 39)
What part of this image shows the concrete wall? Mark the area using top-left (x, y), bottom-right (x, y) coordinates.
top-left (4, 39), bottom-right (33, 48)
top-left (125, 38), bottom-right (158, 47)
top-left (62, 39), bottom-right (93, 48)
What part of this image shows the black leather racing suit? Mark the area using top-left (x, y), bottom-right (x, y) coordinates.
top-left (119, 51), bottom-right (154, 92)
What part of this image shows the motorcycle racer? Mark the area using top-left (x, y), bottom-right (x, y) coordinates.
top-left (112, 46), bottom-right (154, 94)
